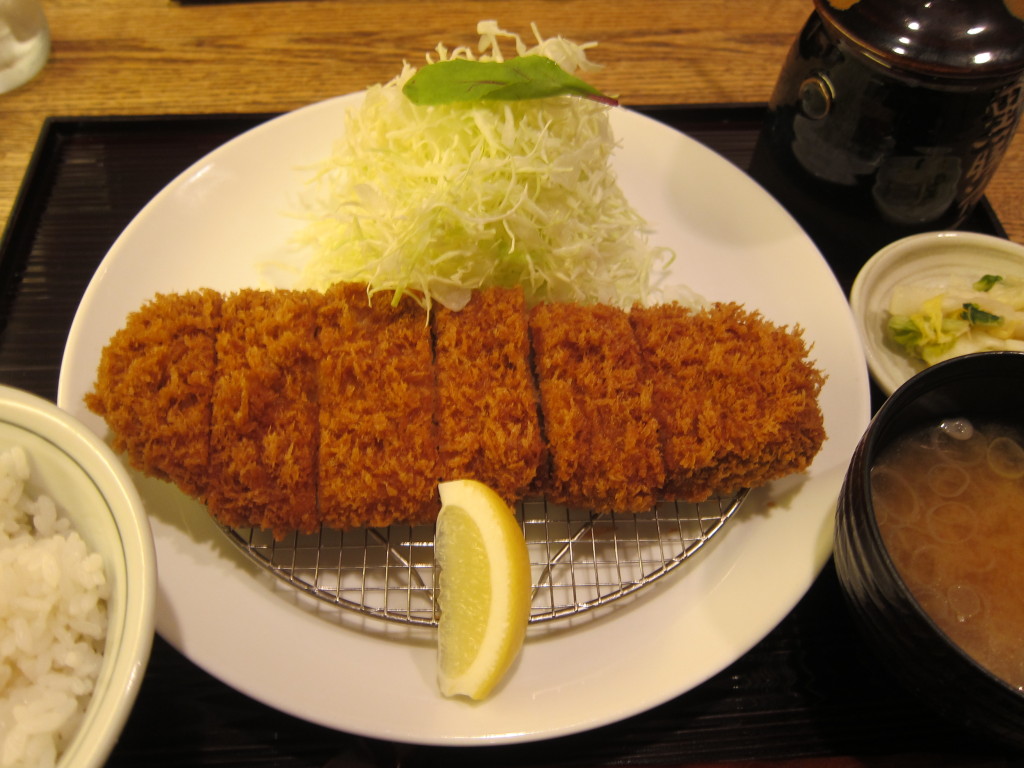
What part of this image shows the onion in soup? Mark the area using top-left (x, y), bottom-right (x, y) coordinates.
top-left (871, 418), bottom-right (1024, 691)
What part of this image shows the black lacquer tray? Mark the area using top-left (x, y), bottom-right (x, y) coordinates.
top-left (0, 104), bottom-right (1014, 767)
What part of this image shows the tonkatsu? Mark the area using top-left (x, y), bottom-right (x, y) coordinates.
top-left (85, 288), bottom-right (220, 500)
top-left (318, 282), bottom-right (440, 529)
top-left (529, 301), bottom-right (664, 513)
top-left (85, 283), bottom-right (828, 537)
top-left (630, 301), bottom-right (827, 502)
top-left (433, 286), bottom-right (545, 503)
top-left (207, 289), bottom-right (321, 537)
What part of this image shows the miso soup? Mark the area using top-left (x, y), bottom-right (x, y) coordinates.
top-left (871, 418), bottom-right (1024, 691)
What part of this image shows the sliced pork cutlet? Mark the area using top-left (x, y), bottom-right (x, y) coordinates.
top-left (529, 302), bottom-right (665, 513)
top-left (85, 289), bottom-right (221, 499)
top-left (433, 286), bottom-right (545, 503)
top-left (318, 283), bottom-right (440, 529)
top-left (629, 301), bottom-right (827, 502)
top-left (207, 289), bottom-right (322, 538)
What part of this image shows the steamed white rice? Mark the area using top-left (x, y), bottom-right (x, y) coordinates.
top-left (0, 446), bottom-right (108, 768)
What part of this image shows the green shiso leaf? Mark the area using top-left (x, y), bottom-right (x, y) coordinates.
top-left (402, 56), bottom-right (619, 106)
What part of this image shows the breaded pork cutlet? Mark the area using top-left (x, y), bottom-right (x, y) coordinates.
top-left (207, 289), bottom-right (322, 537)
top-left (433, 286), bottom-right (545, 502)
top-left (529, 302), bottom-right (665, 513)
top-left (318, 283), bottom-right (440, 529)
top-left (85, 289), bottom-right (220, 499)
top-left (630, 301), bottom-right (827, 502)
top-left (87, 285), bottom-right (830, 537)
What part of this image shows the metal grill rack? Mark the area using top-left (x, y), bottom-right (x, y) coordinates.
top-left (222, 490), bottom-right (748, 626)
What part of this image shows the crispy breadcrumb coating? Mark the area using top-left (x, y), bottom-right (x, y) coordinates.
top-left (85, 289), bottom-right (220, 499)
top-left (530, 301), bottom-right (665, 512)
top-left (433, 286), bottom-right (545, 503)
top-left (629, 301), bottom-right (827, 502)
top-left (208, 289), bottom-right (321, 537)
top-left (86, 286), bottom-right (828, 535)
top-left (318, 283), bottom-right (440, 528)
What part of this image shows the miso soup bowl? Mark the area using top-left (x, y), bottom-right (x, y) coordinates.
top-left (834, 351), bottom-right (1024, 750)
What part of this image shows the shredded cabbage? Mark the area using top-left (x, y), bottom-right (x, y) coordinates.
top-left (297, 21), bottom-right (673, 311)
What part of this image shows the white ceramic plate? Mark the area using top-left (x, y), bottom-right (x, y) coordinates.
top-left (57, 93), bottom-right (870, 745)
top-left (850, 230), bottom-right (1024, 395)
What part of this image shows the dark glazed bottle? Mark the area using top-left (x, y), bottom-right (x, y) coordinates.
top-left (751, 0), bottom-right (1024, 285)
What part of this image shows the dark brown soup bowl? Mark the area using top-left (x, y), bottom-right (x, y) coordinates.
top-left (834, 351), bottom-right (1024, 751)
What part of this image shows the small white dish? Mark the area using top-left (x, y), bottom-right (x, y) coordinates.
top-left (850, 231), bottom-right (1024, 395)
top-left (0, 385), bottom-right (156, 768)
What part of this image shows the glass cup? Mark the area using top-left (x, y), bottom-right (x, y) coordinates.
top-left (0, 0), bottom-right (50, 95)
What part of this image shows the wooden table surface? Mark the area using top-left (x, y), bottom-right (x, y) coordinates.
top-left (2, 0), bottom-right (1023, 246)
top-left (2, 2), bottom-right (1024, 767)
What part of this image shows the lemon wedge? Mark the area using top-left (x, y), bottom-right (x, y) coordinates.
top-left (435, 479), bottom-right (532, 700)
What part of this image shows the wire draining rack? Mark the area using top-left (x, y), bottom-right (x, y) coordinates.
top-left (221, 490), bottom-right (748, 626)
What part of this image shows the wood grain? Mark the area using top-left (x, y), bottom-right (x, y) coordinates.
top-left (2, 0), bottom-right (1022, 242)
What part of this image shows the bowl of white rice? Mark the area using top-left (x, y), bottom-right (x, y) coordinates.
top-left (0, 384), bottom-right (155, 768)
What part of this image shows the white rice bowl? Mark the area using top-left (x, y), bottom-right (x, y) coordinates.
top-left (0, 386), bottom-right (154, 768)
